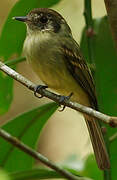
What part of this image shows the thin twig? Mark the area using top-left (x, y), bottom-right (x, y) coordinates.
top-left (84, 0), bottom-right (93, 28)
top-left (5, 57), bottom-right (26, 66)
top-left (0, 61), bottom-right (117, 127)
top-left (0, 128), bottom-right (91, 180)
top-left (109, 132), bottom-right (117, 143)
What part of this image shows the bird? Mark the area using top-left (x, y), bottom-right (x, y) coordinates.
top-left (14, 8), bottom-right (110, 170)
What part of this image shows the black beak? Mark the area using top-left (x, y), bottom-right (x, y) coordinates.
top-left (13, 16), bottom-right (28, 22)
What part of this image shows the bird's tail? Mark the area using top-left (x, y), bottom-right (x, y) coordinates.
top-left (84, 114), bottom-right (110, 170)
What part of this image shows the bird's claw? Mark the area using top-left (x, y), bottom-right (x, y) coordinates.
top-left (34, 85), bottom-right (48, 98)
top-left (59, 92), bottom-right (73, 112)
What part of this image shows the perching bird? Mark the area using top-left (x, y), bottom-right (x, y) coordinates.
top-left (14, 8), bottom-right (110, 170)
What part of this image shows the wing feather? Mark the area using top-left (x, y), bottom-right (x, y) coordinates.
top-left (61, 44), bottom-right (97, 109)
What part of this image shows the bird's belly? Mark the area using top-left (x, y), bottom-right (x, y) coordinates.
top-left (28, 56), bottom-right (90, 106)
top-left (24, 34), bottom-right (90, 106)
top-left (28, 55), bottom-right (74, 90)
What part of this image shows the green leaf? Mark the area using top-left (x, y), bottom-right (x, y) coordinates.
top-left (0, 72), bottom-right (13, 115)
top-left (80, 16), bottom-right (117, 115)
top-left (10, 168), bottom-right (63, 180)
top-left (37, 0), bottom-right (61, 7)
top-left (0, 102), bottom-right (58, 172)
top-left (80, 155), bottom-right (103, 180)
top-left (10, 167), bottom-right (86, 180)
top-left (0, 169), bottom-right (11, 180)
top-left (80, 16), bottom-right (117, 179)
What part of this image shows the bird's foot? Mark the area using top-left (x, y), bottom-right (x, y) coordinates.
top-left (59, 92), bottom-right (73, 112)
top-left (34, 85), bottom-right (48, 98)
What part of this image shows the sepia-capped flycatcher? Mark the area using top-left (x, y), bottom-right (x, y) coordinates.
top-left (14, 8), bottom-right (110, 170)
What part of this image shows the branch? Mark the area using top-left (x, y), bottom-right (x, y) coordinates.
top-left (83, 0), bottom-right (95, 65)
top-left (0, 61), bottom-right (117, 127)
top-left (104, 0), bottom-right (117, 50)
top-left (5, 56), bottom-right (26, 66)
top-left (0, 128), bottom-right (92, 180)
top-left (84, 0), bottom-right (93, 28)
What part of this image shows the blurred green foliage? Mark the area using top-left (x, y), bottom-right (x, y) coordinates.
top-left (80, 155), bottom-right (103, 180)
top-left (0, 169), bottom-right (10, 180)
top-left (80, 16), bottom-right (117, 179)
top-left (0, 72), bottom-right (13, 115)
top-left (0, 103), bottom-right (58, 172)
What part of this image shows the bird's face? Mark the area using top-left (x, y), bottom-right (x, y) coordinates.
top-left (14, 8), bottom-right (72, 36)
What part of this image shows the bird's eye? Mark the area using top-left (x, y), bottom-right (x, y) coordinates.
top-left (40, 16), bottom-right (48, 23)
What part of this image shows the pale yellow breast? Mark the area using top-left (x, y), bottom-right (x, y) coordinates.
top-left (23, 32), bottom-right (90, 107)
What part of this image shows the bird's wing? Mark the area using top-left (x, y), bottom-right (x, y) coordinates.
top-left (60, 42), bottom-right (97, 108)
top-left (60, 39), bottom-right (110, 170)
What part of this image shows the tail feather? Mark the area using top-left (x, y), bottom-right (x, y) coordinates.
top-left (85, 115), bottom-right (110, 170)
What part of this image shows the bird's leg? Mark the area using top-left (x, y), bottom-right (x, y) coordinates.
top-left (59, 92), bottom-right (73, 111)
top-left (34, 85), bottom-right (48, 98)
